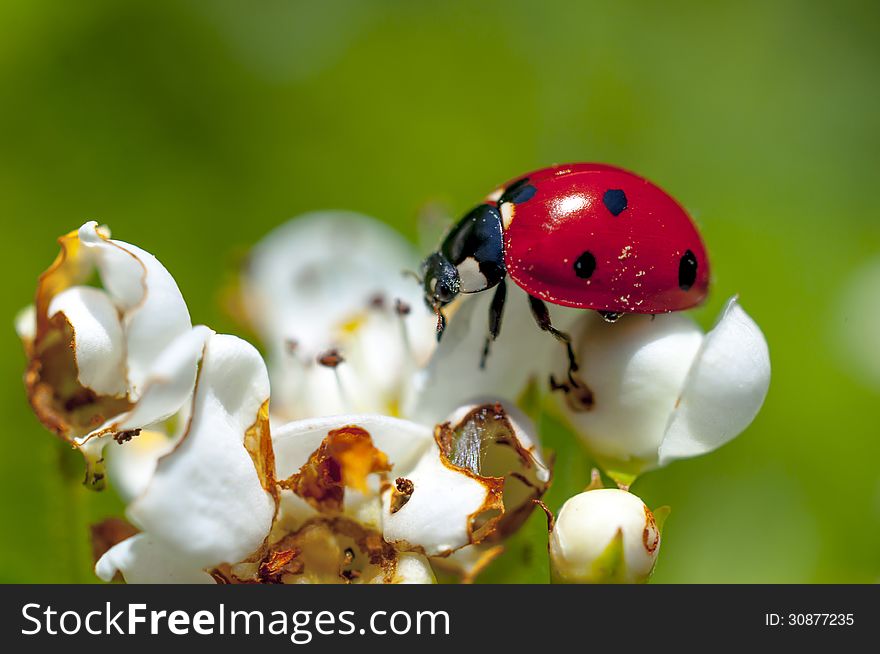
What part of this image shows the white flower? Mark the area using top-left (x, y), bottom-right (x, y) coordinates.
top-left (17, 222), bottom-right (196, 487)
top-left (241, 212), bottom-right (564, 577)
top-left (241, 211), bottom-right (437, 420)
top-left (244, 400), bottom-right (547, 584)
top-left (97, 331), bottom-right (277, 584)
top-left (100, 397), bottom-right (546, 584)
top-left (549, 297), bottom-right (771, 479)
top-left (548, 488), bottom-right (660, 584)
top-left (14, 219), bottom-right (546, 584)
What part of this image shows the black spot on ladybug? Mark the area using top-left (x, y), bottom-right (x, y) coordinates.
top-left (678, 250), bottom-right (698, 290)
top-left (499, 177), bottom-right (537, 205)
top-left (603, 189), bottom-right (627, 216)
top-left (573, 251), bottom-right (596, 279)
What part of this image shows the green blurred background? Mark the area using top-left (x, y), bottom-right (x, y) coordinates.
top-left (1, 0), bottom-right (878, 583)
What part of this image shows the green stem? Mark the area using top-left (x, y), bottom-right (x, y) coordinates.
top-left (56, 442), bottom-right (92, 583)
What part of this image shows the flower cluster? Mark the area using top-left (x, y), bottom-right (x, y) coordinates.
top-left (18, 212), bottom-right (770, 584)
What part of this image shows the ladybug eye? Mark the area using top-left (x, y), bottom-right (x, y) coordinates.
top-left (574, 251), bottom-right (596, 279)
top-left (602, 189), bottom-right (627, 216)
top-left (678, 249), bottom-right (698, 290)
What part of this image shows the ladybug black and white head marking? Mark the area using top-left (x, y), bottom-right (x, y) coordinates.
top-left (419, 202), bottom-right (507, 340)
top-left (420, 203), bottom-right (506, 306)
top-left (494, 176), bottom-right (538, 229)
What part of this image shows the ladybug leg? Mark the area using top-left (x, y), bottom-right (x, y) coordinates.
top-left (527, 295), bottom-right (578, 374)
top-left (479, 278), bottom-right (507, 369)
top-left (528, 296), bottom-right (595, 409)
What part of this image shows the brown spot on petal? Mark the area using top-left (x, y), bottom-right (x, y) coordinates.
top-left (317, 349), bottom-right (344, 368)
top-left (280, 427), bottom-right (391, 512)
top-left (368, 293), bottom-right (387, 310)
top-left (643, 505), bottom-right (660, 554)
top-left (244, 400), bottom-right (277, 500)
top-left (394, 298), bottom-right (411, 316)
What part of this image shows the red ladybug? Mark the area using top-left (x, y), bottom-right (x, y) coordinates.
top-left (420, 163), bottom-right (710, 370)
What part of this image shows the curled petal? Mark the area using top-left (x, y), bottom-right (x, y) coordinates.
top-left (96, 533), bottom-right (214, 584)
top-left (658, 297), bottom-right (771, 465)
top-left (78, 222), bottom-right (192, 397)
top-left (101, 325), bottom-right (211, 435)
top-left (21, 222), bottom-right (193, 474)
top-left (78, 325), bottom-right (211, 489)
top-left (442, 402), bottom-right (551, 538)
top-left (127, 333), bottom-right (276, 570)
top-left (47, 287), bottom-right (127, 397)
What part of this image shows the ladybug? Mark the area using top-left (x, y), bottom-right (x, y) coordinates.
top-left (420, 163), bottom-right (710, 370)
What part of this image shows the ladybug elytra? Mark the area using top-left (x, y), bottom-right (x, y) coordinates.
top-left (420, 163), bottom-right (710, 371)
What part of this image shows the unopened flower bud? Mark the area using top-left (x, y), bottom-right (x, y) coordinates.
top-left (549, 489), bottom-right (660, 584)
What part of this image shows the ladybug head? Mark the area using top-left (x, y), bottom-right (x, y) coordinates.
top-left (420, 252), bottom-right (460, 310)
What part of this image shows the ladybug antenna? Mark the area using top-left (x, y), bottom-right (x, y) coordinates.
top-left (402, 269), bottom-right (422, 284)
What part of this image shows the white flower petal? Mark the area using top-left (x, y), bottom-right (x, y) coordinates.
top-left (47, 286), bottom-right (127, 397)
top-left (658, 297), bottom-right (771, 465)
top-left (92, 325), bottom-right (210, 436)
top-left (244, 211), bottom-right (427, 357)
top-left (78, 221), bottom-right (192, 398)
top-left (127, 333), bottom-right (275, 569)
top-left (22, 222), bottom-right (195, 468)
top-left (381, 441), bottom-right (499, 557)
top-left (244, 212), bottom-right (436, 420)
top-left (406, 284), bottom-right (580, 424)
top-left (96, 533), bottom-right (214, 584)
top-left (553, 312), bottom-right (704, 468)
top-left (106, 430), bottom-right (174, 503)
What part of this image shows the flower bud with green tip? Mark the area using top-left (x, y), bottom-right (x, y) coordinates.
top-left (548, 489), bottom-right (664, 584)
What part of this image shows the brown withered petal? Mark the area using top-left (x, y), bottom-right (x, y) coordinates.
top-left (281, 427), bottom-right (391, 513)
top-left (244, 400), bottom-right (278, 500)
